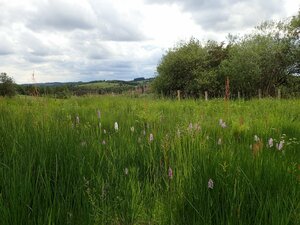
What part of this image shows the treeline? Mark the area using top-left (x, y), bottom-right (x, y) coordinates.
top-left (16, 83), bottom-right (138, 98)
top-left (152, 10), bottom-right (300, 98)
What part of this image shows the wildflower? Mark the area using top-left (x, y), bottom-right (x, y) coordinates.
top-left (81, 141), bottom-right (87, 147)
top-left (276, 140), bottom-right (284, 150)
top-left (219, 119), bottom-right (226, 128)
top-left (130, 126), bottom-right (135, 132)
top-left (268, 138), bottom-right (274, 148)
top-left (124, 168), bottom-right (128, 176)
top-left (102, 140), bottom-right (106, 145)
top-left (168, 167), bottom-right (173, 179)
top-left (217, 138), bottom-right (222, 145)
top-left (138, 137), bottom-right (141, 143)
top-left (76, 115), bottom-right (80, 124)
top-left (97, 110), bottom-right (101, 119)
top-left (188, 123), bottom-right (193, 131)
top-left (149, 133), bottom-right (154, 142)
top-left (143, 130), bottom-right (146, 136)
top-left (114, 122), bottom-right (119, 131)
top-left (208, 178), bottom-right (214, 189)
top-left (254, 135), bottom-right (260, 142)
top-left (103, 129), bottom-right (107, 134)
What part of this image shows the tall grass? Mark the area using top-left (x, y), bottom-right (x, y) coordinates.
top-left (0, 96), bottom-right (299, 224)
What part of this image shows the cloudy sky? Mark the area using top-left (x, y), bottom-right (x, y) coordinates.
top-left (0, 0), bottom-right (299, 84)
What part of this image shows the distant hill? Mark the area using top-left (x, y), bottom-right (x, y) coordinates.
top-left (21, 78), bottom-right (154, 88)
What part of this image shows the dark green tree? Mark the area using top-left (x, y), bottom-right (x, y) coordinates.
top-left (0, 73), bottom-right (16, 97)
top-left (152, 39), bottom-right (228, 97)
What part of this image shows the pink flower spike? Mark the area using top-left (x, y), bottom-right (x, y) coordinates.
top-left (149, 133), bottom-right (154, 142)
top-left (97, 110), bottom-right (101, 119)
top-left (219, 119), bottom-right (223, 125)
top-left (114, 122), bottom-right (119, 131)
top-left (268, 138), bottom-right (273, 148)
top-left (208, 179), bottom-right (214, 189)
top-left (168, 167), bottom-right (173, 179)
top-left (276, 140), bottom-right (284, 150)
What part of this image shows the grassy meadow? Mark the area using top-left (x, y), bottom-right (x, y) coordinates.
top-left (0, 96), bottom-right (299, 225)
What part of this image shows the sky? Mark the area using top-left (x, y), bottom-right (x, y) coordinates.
top-left (0, 0), bottom-right (299, 84)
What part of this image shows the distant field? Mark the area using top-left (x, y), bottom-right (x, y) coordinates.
top-left (78, 82), bottom-right (122, 89)
top-left (0, 96), bottom-right (299, 225)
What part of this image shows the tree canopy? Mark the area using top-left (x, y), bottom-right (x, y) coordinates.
top-left (152, 10), bottom-right (300, 98)
top-left (0, 73), bottom-right (16, 97)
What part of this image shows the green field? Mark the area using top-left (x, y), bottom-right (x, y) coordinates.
top-left (0, 96), bottom-right (299, 225)
top-left (78, 82), bottom-right (122, 89)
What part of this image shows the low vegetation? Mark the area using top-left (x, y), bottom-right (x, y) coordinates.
top-left (0, 96), bottom-right (299, 224)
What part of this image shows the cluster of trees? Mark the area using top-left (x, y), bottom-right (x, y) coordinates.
top-left (152, 10), bottom-right (300, 98)
top-left (0, 73), bottom-right (17, 97)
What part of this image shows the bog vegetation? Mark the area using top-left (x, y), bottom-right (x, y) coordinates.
top-left (0, 96), bottom-right (299, 224)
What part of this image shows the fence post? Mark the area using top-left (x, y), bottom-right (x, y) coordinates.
top-left (258, 89), bottom-right (262, 99)
top-left (205, 91), bottom-right (208, 101)
top-left (177, 90), bottom-right (181, 101)
top-left (277, 88), bottom-right (281, 99)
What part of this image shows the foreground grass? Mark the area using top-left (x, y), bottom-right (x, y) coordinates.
top-left (0, 96), bottom-right (299, 225)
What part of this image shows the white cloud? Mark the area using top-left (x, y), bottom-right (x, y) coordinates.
top-left (0, 0), bottom-right (298, 83)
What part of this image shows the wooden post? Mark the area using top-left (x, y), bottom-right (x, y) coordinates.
top-left (258, 89), bottom-right (262, 99)
top-left (277, 88), bottom-right (281, 99)
top-left (205, 91), bottom-right (208, 101)
top-left (238, 91), bottom-right (241, 100)
top-left (177, 90), bottom-right (181, 101)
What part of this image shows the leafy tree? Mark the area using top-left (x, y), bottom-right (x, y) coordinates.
top-left (152, 38), bottom-right (205, 97)
top-left (0, 73), bottom-right (16, 97)
top-left (152, 39), bottom-right (228, 97)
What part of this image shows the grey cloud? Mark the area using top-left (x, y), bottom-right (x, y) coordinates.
top-left (19, 31), bottom-right (60, 57)
top-left (100, 24), bottom-right (146, 42)
top-left (0, 36), bottom-right (14, 55)
top-left (146, 0), bottom-right (285, 32)
top-left (27, 0), bottom-right (97, 31)
top-left (90, 0), bottom-right (147, 41)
